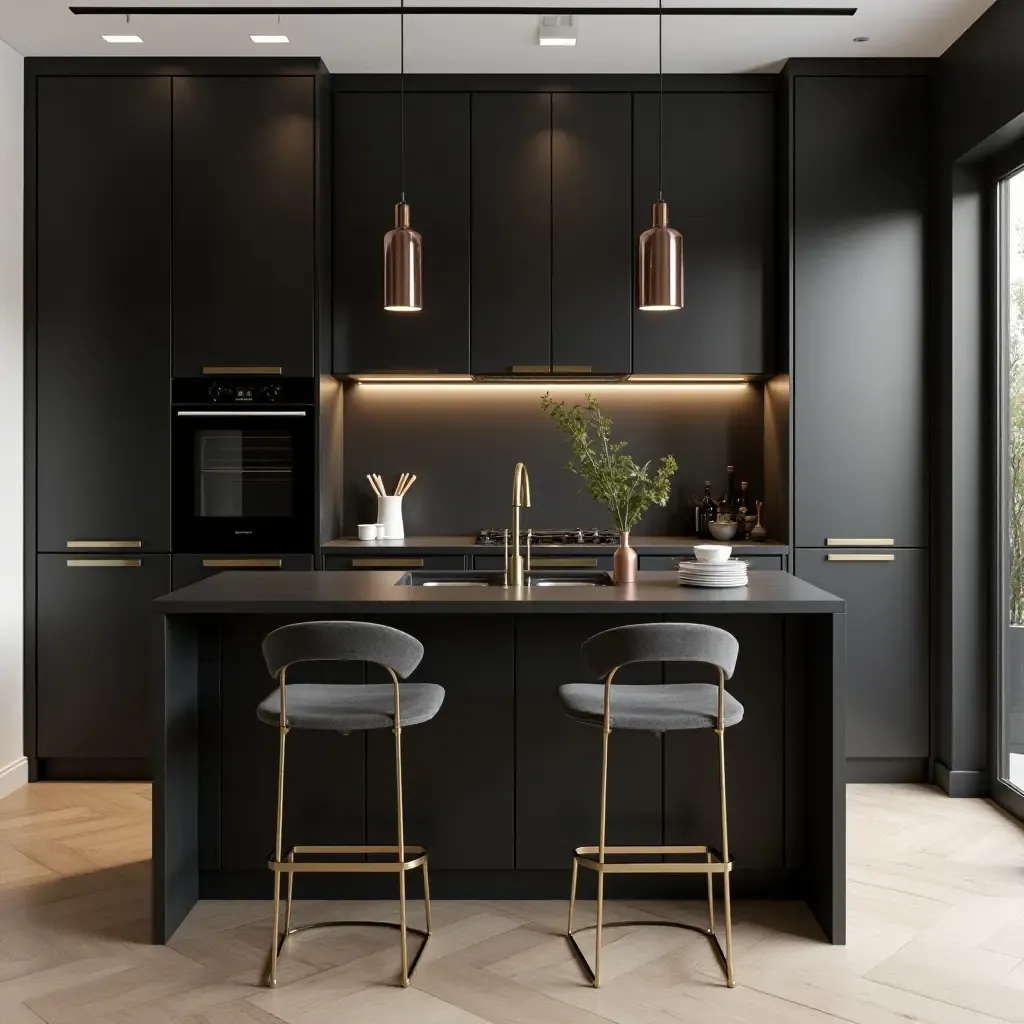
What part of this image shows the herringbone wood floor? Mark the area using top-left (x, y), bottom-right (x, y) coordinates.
top-left (0, 783), bottom-right (1023, 1023)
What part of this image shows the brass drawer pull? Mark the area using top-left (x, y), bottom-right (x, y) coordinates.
top-left (551, 365), bottom-right (593, 374)
top-left (66, 559), bottom-right (142, 568)
top-left (509, 365), bottom-right (551, 374)
top-left (351, 558), bottom-right (425, 568)
top-left (202, 558), bottom-right (283, 568)
top-left (825, 538), bottom-right (894, 547)
top-left (66, 540), bottom-right (142, 549)
top-left (202, 365), bottom-right (282, 375)
top-left (530, 558), bottom-right (598, 568)
top-left (826, 553), bottom-right (895, 562)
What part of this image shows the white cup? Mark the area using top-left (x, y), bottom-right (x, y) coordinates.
top-left (375, 523), bottom-right (387, 539)
top-left (377, 495), bottom-right (405, 539)
top-left (357, 523), bottom-right (378, 541)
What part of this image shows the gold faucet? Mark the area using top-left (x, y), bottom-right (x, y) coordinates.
top-left (508, 462), bottom-right (532, 586)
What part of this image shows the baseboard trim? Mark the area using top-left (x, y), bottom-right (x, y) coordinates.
top-left (846, 757), bottom-right (929, 783)
top-left (37, 757), bottom-right (150, 782)
top-left (0, 756), bottom-right (28, 800)
top-left (934, 760), bottom-right (989, 797)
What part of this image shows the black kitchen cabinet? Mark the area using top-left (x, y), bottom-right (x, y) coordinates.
top-left (632, 92), bottom-right (774, 374)
top-left (516, 616), bottom-right (662, 869)
top-left (333, 93), bottom-right (470, 374)
top-left (471, 93), bottom-right (552, 375)
top-left (172, 554), bottom-right (314, 590)
top-left (551, 93), bottom-right (632, 374)
top-left (792, 76), bottom-right (928, 547)
top-left (639, 554), bottom-right (785, 571)
top-left (172, 76), bottom-right (316, 377)
top-left (473, 554), bottom-right (613, 572)
top-left (366, 617), bottom-right (514, 869)
top-left (794, 549), bottom-right (929, 766)
top-left (36, 554), bottom-right (170, 766)
top-left (36, 76), bottom-right (171, 553)
top-left (324, 555), bottom-right (466, 571)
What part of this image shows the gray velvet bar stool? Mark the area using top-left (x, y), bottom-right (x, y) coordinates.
top-left (257, 621), bottom-right (444, 989)
top-left (559, 622), bottom-right (742, 989)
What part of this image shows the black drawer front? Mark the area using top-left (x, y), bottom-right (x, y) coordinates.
top-left (325, 554), bottom-right (467, 571)
top-left (639, 554), bottom-right (784, 572)
top-left (473, 554), bottom-right (613, 571)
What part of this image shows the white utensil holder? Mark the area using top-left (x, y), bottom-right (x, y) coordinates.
top-left (377, 495), bottom-right (405, 539)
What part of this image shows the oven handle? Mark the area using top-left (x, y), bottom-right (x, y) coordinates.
top-left (175, 410), bottom-right (307, 417)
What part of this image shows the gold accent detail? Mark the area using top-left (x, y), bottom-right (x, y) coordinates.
top-left (202, 365), bottom-right (282, 375)
top-left (266, 666), bottom-right (430, 989)
top-left (66, 540), bottom-right (142, 549)
top-left (508, 463), bottom-right (532, 587)
top-left (510, 365), bottom-right (551, 373)
top-left (351, 558), bottom-right (424, 568)
top-left (202, 558), bottom-right (283, 568)
top-left (825, 538), bottom-right (894, 546)
top-left (566, 665), bottom-right (735, 989)
top-left (551, 365), bottom-right (593, 373)
top-left (66, 559), bottom-right (142, 567)
top-left (530, 558), bottom-right (598, 568)
top-left (826, 553), bottom-right (895, 562)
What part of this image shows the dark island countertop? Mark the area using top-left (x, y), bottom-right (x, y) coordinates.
top-left (156, 569), bottom-right (842, 615)
top-left (321, 535), bottom-right (789, 555)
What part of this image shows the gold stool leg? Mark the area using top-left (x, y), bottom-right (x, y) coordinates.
top-left (717, 727), bottom-right (735, 988)
top-left (706, 850), bottom-right (715, 935)
top-left (593, 721), bottom-right (611, 989)
top-left (284, 850), bottom-right (295, 937)
top-left (394, 720), bottom-right (410, 988)
top-left (422, 855), bottom-right (432, 935)
top-left (567, 856), bottom-right (579, 936)
top-left (268, 723), bottom-right (289, 988)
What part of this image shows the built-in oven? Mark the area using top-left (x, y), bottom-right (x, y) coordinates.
top-left (172, 378), bottom-right (315, 554)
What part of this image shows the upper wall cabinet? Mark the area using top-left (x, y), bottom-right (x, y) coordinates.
top-left (333, 92), bottom-right (470, 374)
top-left (36, 76), bottom-right (171, 553)
top-left (792, 76), bottom-right (928, 547)
top-left (172, 76), bottom-right (316, 377)
top-left (632, 92), bottom-right (774, 374)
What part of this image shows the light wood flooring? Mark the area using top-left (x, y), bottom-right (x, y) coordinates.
top-left (0, 782), bottom-right (1023, 1023)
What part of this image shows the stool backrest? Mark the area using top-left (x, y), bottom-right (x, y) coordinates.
top-left (262, 621), bottom-right (424, 679)
top-left (581, 622), bottom-right (739, 680)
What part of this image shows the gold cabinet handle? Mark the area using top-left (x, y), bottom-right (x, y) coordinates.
top-left (551, 365), bottom-right (593, 373)
top-left (351, 558), bottom-right (425, 568)
top-left (509, 365), bottom-right (551, 374)
top-left (825, 538), bottom-right (894, 547)
top-left (66, 559), bottom-right (142, 567)
top-left (826, 553), bottom-right (895, 562)
top-left (202, 558), bottom-right (283, 568)
top-left (530, 558), bottom-right (598, 568)
top-left (202, 365), bottom-right (282, 375)
top-left (66, 540), bottom-right (142, 549)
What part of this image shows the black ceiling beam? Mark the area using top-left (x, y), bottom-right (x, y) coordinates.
top-left (70, 6), bottom-right (858, 16)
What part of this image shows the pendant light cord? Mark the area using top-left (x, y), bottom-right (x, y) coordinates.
top-left (658, 0), bottom-right (663, 202)
top-left (400, 0), bottom-right (406, 204)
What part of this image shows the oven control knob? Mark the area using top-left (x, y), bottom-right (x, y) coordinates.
top-left (207, 384), bottom-right (233, 402)
top-left (261, 384), bottom-right (282, 401)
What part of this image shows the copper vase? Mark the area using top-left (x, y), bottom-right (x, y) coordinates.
top-left (613, 531), bottom-right (638, 584)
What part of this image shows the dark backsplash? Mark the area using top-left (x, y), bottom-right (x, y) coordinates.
top-left (340, 382), bottom-right (767, 536)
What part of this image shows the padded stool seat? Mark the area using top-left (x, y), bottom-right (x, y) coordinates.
top-left (257, 682), bottom-right (445, 732)
top-left (558, 682), bottom-right (744, 732)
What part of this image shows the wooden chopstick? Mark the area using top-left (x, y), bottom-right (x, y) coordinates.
top-left (400, 474), bottom-right (417, 496)
top-left (396, 472), bottom-right (408, 496)
top-left (373, 473), bottom-right (387, 497)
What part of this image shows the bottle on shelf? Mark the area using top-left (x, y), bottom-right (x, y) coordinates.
top-left (699, 481), bottom-right (715, 537)
top-left (721, 466), bottom-right (736, 521)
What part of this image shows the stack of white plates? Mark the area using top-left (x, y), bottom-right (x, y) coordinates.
top-left (677, 559), bottom-right (749, 588)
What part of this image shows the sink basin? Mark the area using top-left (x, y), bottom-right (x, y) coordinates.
top-left (396, 569), bottom-right (615, 588)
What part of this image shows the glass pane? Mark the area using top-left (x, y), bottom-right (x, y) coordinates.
top-left (1005, 168), bottom-right (1024, 793)
top-left (195, 430), bottom-right (294, 519)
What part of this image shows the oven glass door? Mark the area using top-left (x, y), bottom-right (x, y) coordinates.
top-left (173, 408), bottom-right (313, 553)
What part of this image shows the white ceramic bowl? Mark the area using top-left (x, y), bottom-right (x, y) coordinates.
top-left (694, 544), bottom-right (732, 564)
top-left (708, 520), bottom-right (739, 542)
top-left (357, 523), bottom-right (378, 541)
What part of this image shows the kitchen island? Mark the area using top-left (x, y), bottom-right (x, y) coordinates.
top-left (154, 570), bottom-right (845, 947)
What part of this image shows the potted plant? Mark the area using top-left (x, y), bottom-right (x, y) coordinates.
top-left (541, 392), bottom-right (677, 583)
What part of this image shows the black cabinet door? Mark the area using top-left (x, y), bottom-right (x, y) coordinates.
top-left (793, 77), bottom-right (928, 547)
top-left (172, 76), bottom-right (315, 377)
top-left (632, 92), bottom-right (774, 374)
top-left (333, 93), bottom-right (470, 374)
top-left (36, 554), bottom-right (170, 761)
top-left (551, 94), bottom-right (632, 374)
top-left (36, 76), bottom-right (171, 553)
top-left (366, 617), bottom-right (515, 869)
top-left (794, 549), bottom-right (929, 760)
top-left (471, 94), bottom-right (552, 374)
top-left (516, 616), bottom-right (661, 869)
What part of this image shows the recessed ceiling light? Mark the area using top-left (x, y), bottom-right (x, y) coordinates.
top-left (853, 36), bottom-right (870, 43)
top-left (250, 34), bottom-right (290, 44)
top-left (538, 15), bottom-right (577, 47)
top-left (102, 34), bottom-right (143, 43)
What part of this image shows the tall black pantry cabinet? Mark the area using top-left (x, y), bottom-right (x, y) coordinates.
top-left (33, 76), bottom-right (173, 779)
top-left (789, 72), bottom-right (930, 782)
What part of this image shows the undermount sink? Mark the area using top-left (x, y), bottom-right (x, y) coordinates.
top-left (396, 570), bottom-right (615, 588)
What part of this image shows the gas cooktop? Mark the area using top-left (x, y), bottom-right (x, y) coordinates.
top-left (476, 528), bottom-right (619, 546)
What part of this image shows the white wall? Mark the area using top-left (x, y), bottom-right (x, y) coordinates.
top-left (0, 37), bottom-right (24, 800)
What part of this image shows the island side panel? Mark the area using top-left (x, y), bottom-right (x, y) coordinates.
top-left (154, 614), bottom-right (200, 943)
top-left (804, 611), bottom-right (847, 944)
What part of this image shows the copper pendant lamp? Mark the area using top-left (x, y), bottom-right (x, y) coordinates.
top-left (384, 0), bottom-right (422, 312)
top-left (637, 0), bottom-right (683, 312)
